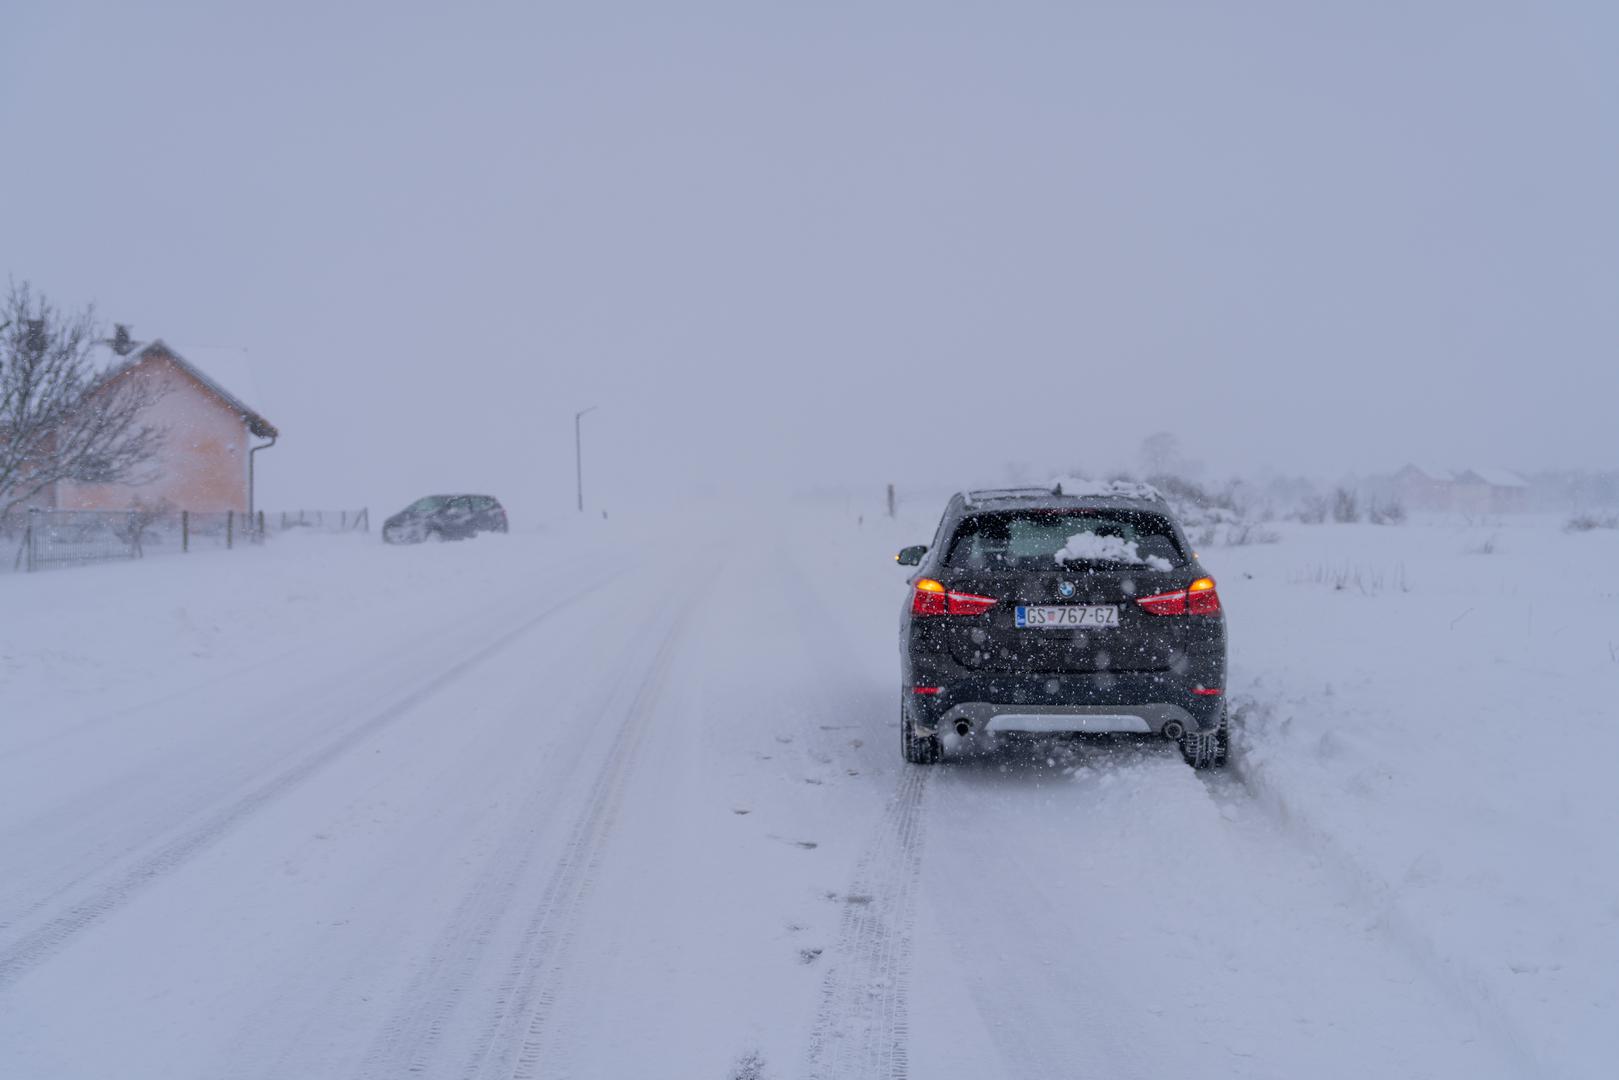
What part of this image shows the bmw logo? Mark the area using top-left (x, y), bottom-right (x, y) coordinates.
top-left (1057, 581), bottom-right (1077, 599)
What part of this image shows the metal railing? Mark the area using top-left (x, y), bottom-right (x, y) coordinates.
top-left (2, 507), bottom-right (369, 573)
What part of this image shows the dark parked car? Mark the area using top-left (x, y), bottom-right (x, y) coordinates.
top-left (896, 483), bottom-right (1227, 768)
top-left (382, 495), bottom-right (508, 544)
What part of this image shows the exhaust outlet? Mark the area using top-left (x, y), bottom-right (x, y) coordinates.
top-left (955, 719), bottom-right (972, 737)
top-left (1162, 721), bottom-right (1185, 741)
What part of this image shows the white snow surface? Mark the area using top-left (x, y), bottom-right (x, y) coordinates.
top-left (0, 508), bottom-right (1613, 1078)
top-left (1055, 530), bottom-right (1173, 570)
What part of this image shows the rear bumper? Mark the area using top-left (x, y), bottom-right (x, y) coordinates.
top-left (908, 673), bottom-right (1224, 736)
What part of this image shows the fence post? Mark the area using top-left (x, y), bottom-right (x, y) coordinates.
top-left (182, 510), bottom-right (190, 553)
top-left (340, 509), bottom-right (347, 530)
top-left (361, 508), bottom-right (369, 532)
top-left (26, 508), bottom-right (37, 573)
top-left (258, 510), bottom-right (265, 541)
top-left (887, 483), bottom-right (896, 518)
top-left (227, 510), bottom-right (234, 550)
top-left (128, 510), bottom-right (139, 559)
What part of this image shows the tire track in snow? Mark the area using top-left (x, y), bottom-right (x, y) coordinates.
top-left (0, 549), bottom-right (618, 767)
top-left (0, 551), bottom-right (620, 940)
top-left (489, 565), bottom-right (716, 1080)
top-left (925, 745), bottom-right (1193, 1080)
top-left (356, 563), bottom-right (714, 1080)
top-left (218, 575), bottom-right (647, 1080)
top-left (805, 764), bottom-right (931, 1080)
top-left (0, 571), bottom-right (618, 993)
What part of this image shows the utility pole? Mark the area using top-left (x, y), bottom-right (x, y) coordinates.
top-left (575, 406), bottom-right (598, 512)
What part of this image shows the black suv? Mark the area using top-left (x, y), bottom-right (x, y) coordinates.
top-left (382, 495), bottom-right (508, 544)
top-left (896, 483), bottom-right (1227, 768)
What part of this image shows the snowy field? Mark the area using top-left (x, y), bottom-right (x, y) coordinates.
top-left (0, 505), bottom-right (1614, 1079)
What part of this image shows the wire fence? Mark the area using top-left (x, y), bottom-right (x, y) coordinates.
top-left (2, 507), bottom-right (369, 574)
top-left (265, 508), bottom-right (370, 535)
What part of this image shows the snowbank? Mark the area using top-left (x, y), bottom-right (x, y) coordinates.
top-left (1211, 516), bottom-right (1619, 1074)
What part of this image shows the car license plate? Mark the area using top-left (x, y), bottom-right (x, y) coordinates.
top-left (1015, 605), bottom-right (1120, 629)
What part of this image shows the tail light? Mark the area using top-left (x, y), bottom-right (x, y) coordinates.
top-left (1136, 577), bottom-right (1221, 616)
top-left (912, 579), bottom-right (999, 617)
top-left (912, 579), bottom-right (948, 616)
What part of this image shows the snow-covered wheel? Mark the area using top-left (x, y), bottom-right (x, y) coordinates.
top-left (1180, 711), bottom-right (1228, 770)
top-left (901, 700), bottom-right (941, 765)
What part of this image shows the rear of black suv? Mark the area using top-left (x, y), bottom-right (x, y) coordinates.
top-left (897, 485), bottom-right (1227, 768)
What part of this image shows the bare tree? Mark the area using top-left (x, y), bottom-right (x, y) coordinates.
top-left (110, 496), bottom-right (177, 556)
top-left (1331, 486), bottom-right (1361, 523)
top-left (0, 282), bottom-right (164, 516)
top-left (1139, 431), bottom-right (1193, 478)
top-left (1140, 431), bottom-right (1177, 474)
top-left (1368, 498), bottom-right (1407, 525)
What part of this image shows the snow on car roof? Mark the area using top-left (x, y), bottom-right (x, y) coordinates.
top-left (1047, 477), bottom-right (1164, 501)
top-left (963, 479), bottom-right (1165, 508)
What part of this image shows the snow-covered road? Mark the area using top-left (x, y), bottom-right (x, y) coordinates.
top-left (0, 509), bottom-right (1608, 1078)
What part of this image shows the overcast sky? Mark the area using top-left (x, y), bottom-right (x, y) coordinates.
top-left (3, 0), bottom-right (1616, 519)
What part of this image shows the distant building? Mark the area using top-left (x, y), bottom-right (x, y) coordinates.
top-left (1391, 464), bottom-right (1530, 514)
top-left (1391, 464), bottom-right (1455, 511)
top-left (1451, 468), bottom-right (1530, 514)
top-left (42, 340), bottom-right (278, 514)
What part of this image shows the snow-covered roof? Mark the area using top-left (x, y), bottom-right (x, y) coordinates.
top-left (1395, 464), bottom-right (1530, 489)
top-left (172, 345), bottom-right (261, 415)
top-left (1456, 467), bottom-right (1529, 489)
top-left (94, 339), bottom-right (276, 438)
top-left (1396, 463), bottom-right (1457, 482)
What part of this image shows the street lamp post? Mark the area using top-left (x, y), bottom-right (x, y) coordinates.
top-left (575, 406), bottom-right (598, 512)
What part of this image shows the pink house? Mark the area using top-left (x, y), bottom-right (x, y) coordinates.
top-left (45, 340), bottom-right (278, 514)
top-left (1391, 464), bottom-right (1455, 511)
top-left (1391, 463), bottom-right (1532, 515)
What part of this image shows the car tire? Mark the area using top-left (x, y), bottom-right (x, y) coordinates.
top-left (901, 700), bottom-right (942, 765)
top-left (1180, 710), bottom-right (1229, 770)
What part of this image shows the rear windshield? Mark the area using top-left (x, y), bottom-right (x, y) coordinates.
top-left (944, 510), bottom-right (1185, 572)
